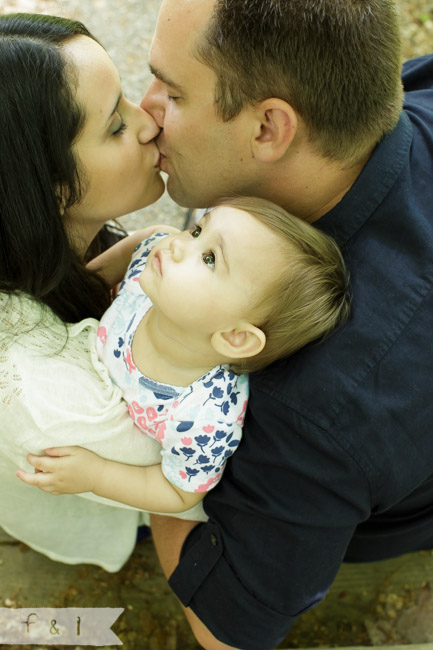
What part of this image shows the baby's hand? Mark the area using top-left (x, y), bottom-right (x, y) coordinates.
top-left (86, 224), bottom-right (181, 287)
top-left (16, 446), bottom-right (105, 496)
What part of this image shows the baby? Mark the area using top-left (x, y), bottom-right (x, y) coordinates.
top-left (17, 197), bottom-right (350, 513)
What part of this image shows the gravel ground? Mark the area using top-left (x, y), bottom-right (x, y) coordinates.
top-left (0, 2), bottom-right (433, 650)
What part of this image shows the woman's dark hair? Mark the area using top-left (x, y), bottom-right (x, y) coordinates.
top-left (0, 13), bottom-right (113, 322)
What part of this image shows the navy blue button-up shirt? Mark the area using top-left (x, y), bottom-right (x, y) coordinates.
top-left (170, 55), bottom-right (433, 650)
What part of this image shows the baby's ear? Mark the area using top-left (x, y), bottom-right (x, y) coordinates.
top-left (211, 323), bottom-right (266, 359)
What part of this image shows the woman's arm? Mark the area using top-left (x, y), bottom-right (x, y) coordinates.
top-left (87, 224), bottom-right (180, 287)
top-left (16, 446), bottom-right (203, 513)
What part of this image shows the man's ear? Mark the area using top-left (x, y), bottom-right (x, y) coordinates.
top-left (211, 323), bottom-right (266, 360)
top-left (252, 98), bottom-right (297, 162)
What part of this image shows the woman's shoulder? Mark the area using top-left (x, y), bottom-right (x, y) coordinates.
top-left (0, 291), bottom-right (67, 330)
top-left (0, 291), bottom-right (108, 383)
top-left (0, 292), bottom-right (126, 422)
top-left (0, 291), bottom-right (98, 349)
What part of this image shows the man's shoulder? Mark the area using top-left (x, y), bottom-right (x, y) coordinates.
top-left (248, 266), bottom-right (433, 496)
top-left (402, 54), bottom-right (433, 92)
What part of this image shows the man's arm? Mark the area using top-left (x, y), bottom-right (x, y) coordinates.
top-left (148, 388), bottom-right (368, 650)
top-left (150, 514), bottom-right (241, 650)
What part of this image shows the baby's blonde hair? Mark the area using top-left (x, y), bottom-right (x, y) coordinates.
top-left (215, 197), bottom-right (351, 373)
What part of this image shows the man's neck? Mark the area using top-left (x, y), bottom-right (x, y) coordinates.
top-left (264, 145), bottom-right (372, 223)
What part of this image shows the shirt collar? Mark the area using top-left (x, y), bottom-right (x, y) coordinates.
top-left (316, 111), bottom-right (413, 246)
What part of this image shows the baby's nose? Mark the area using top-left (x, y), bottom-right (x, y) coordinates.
top-left (169, 237), bottom-right (185, 262)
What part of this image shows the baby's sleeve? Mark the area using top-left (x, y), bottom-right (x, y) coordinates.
top-left (158, 371), bottom-right (249, 493)
top-left (159, 418), bottom-right (243, 493)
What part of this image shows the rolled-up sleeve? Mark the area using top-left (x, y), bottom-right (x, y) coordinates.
top-left (170, 523), bottom-right (304, 650)
top-left (168, 386), bottom-right (371, 650)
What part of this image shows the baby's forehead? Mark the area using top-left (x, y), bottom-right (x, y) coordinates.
top-left (203, 205), bottom-right (275, 240)
top-left (201, 204), bottom-right (253, 224)
top-left (210, 206), bottom-right (284, 257)
top-left (200, 207), bottom-right (280, 252)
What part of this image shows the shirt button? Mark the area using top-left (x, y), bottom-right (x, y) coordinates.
top-left (210, 533), bottom-right (218, 547)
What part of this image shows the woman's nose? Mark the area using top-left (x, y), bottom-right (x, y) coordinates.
top-left (140, 79), bottom-right (165, 128)
top-left (136, 106), bottom-right (160, 144)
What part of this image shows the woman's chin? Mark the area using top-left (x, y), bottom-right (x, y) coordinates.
top-left (103, 179), bottom-right (167, 221)
top-left (136, 177), bottom-right (166, 211)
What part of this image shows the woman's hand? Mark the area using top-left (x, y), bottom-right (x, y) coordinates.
top-left (16, 446), bottom-right (106, 495)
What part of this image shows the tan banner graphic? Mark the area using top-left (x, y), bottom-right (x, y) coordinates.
top-left (0, 608), bottom-right (123, 645)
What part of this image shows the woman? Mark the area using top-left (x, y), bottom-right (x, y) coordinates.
top-left (0, 12), bottom-right (205, 572)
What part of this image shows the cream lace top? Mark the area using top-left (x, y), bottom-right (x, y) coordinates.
top-left (0, 293), bottom-right (205, 571)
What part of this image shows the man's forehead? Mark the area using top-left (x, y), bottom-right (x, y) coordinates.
top-left (161, 0), bottom-right (214, 10)
top-left (158, 0), bottom-right (215, 33)
top-left (150, 0), bottom-right (218, 89)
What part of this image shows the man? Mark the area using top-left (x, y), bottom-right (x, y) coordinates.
top-left (141, 1), bottom-right (433, 648)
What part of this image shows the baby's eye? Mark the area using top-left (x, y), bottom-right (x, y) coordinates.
top-left (190, 226), bottom-right (202, 238)
top-left (202, 251), bottom-right (216, 270)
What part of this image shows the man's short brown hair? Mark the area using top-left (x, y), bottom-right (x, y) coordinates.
top-left (195, 0), bottom-right (403, 164)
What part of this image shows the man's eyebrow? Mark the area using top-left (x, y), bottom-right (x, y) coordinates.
top-left (148, 64), bottom-right (184, 94)
top-left (106, 93), bottom-right (122, 126)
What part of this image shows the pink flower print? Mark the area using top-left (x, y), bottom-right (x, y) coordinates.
top-left (146, 407), bottom-right (158, 422)
top-left (202, 425), bottom-right (214, 434)
top-left (123, 348), bottom-right (136, 374)
top-left (131, 401), bottom-right (144, 414)
top-left (181, 437), bottom-right (192, 446)
top-left (172, 401), bottom-right (179, 409)
top-left (179, 470), bottom-right (187, 480)
top-left (97, 326), bottom-right (107, 345)
top-left (136, 416), bottom-right (147, 432)
top-left (194, 474), bottom-right (221, 493)
top-left (236, 400), bottom-right (248, 425)
top-left (146, 426), bottom-right (157, 438)
top-left (128, 405), bottom-right (135, 421)
top-left (133, 276), bottom-right (140, 282)
top-left (156, 422), bottom-right (166, 443)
